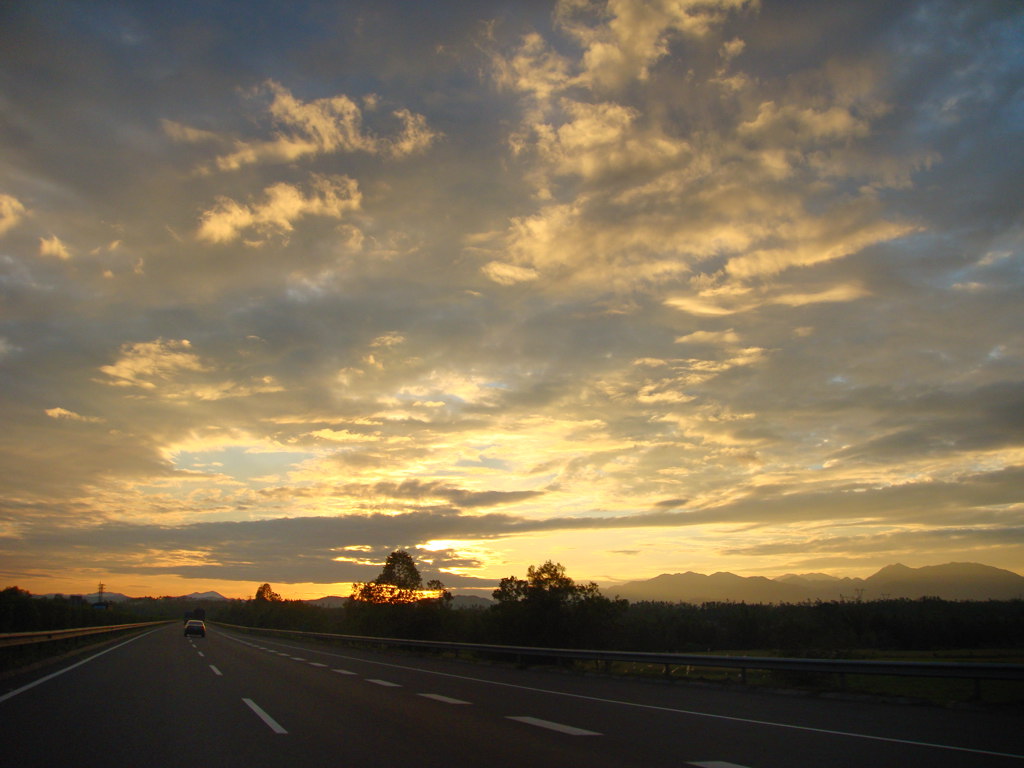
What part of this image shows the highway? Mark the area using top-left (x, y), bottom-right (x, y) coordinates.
top-left (1, 622), bottom-right (1021, 767)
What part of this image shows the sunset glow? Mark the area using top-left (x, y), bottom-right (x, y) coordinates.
top-left (1, 1), bottom-right (1021, 599)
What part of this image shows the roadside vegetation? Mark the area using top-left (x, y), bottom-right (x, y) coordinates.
top-left (4, 556), bottom-right (1023, 652)
top-left (3, 555), bottom-right (1022, 703)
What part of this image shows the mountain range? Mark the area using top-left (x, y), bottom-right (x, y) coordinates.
top-left (607, 562), bottom-right (1024, 604)
top-left (45, 590), bottom-right (231, 602)
top-left (41, 563), bottom-right (1023, 606)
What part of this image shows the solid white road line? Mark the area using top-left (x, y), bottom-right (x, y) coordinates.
top-left (367, 679), bottom-right (401, 687)
top-left (276, 644), bottom-right (1022, 761)
top-left (418, 694), bottom-right (471, 705)
top-left (217, 630), bottom-right (1024, 762)
top-left (506, 716), bottom-right (600, 736)
top-left (243, 698), bottom-right (288, 734)
top-left (209, 665), bottom-right (222, 676)
top-left (0, 626), bottom-right (163, 705)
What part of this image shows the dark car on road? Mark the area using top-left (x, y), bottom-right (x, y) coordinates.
top-left (184, 620), bottom-right (206, 637)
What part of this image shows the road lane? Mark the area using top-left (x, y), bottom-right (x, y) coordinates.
top-left (0, 625), bottom-right (293, 768)
top-left (211, 626), bottom-right (1024, 767)
top-left (1, 622), bottom-right (1021, 768)
top-left (203, 625), bottom-right (635, 768)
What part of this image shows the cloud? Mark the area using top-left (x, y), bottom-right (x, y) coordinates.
top-left (492, 31), bottom-right (571, 108)
top-left (721, 525), bottom-right (1024, 560)
top-left (6, 464), bottom-right (1019, 586)
top-left (536, 100), bottom-right (689, 181)
top-left (482, 260), bottom-right (539, 285)
top-left (723, 202), bottom-right (919, 279)
top-left (210, 80), bottom-right (439, 171)
top-left (556, 0), bottom-right (758, 90)
top-left (196, 174), bottom-right (361, 244)
top-left (738, 101), bottom-right (870, 144)
top-left (665, 280), bottom-right (869, 316)
top-left (45, 407), bottom-right (104, 423)
top-left (161, 119), bottom-right (220, 144)
top-left (482, 0), bottom-right (929, 301)
top-left (1, 2), bottom-right (1022, 593)
top-left (675, 329), bottom-right (741, 345)
top-left (38, 235), bottom-right (71, 260)
top-left (0, 194), bottom-right (26, 236)
top-left (98, 338), bottom-right (207, 390)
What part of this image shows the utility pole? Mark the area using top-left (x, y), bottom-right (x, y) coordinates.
top-left (94, 582), bottom-right (108, 609)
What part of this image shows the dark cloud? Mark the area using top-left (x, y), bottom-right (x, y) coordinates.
top-left (4, 464), bottom-right (1020, 586)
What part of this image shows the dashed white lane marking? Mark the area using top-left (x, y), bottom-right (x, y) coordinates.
top-left (197, 651), bottom-right (205, 657)
top-left (690, 762), bottom-right (752, 768)
top-left (506, 716), bottom-right (600, 736)
top-left (243, 698), bottom-right (288, 734)
top-left (333, 669), bottom-right (357, 675)
top-left (209, 665), bottom-right (222, 676)
top-left (219, 631), bottom-right (1024, 761)
top-left (308, 662), bottom-right (328, 668)
top-left (419, 693), bottom-right (471, 705)
top-left (290, 657), bottom-right (306, 661)
top-left (367, 679), bottom-right (402, 687)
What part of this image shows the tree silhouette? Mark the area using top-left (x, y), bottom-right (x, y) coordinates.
top-left (492, 561), bottom-right (624, 648)
top-left (352, 549), bottom-right (427, 604)
top-left (425, 578), bottom-right (453, 604)
top-left (378, 550), bottom-right (422, 590)
top-left (254, 583), bottom-right (282, 602)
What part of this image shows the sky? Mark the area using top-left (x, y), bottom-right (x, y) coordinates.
top-left (1, 0), bottom-right (1022, 600)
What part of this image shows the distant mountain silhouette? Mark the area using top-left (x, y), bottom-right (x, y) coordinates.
top-left (304, 595), bottom-right (348, 608)
top-left (83, 591), bottom-right (130, 603)
top-left (450, 594), bottom-right (494, 609)
top-left (43, 590), bottom-right (230, 602)
top-left (180, 591), bottom-right (229, 601)
top-left (609, 563), bottom-right (1024, 604)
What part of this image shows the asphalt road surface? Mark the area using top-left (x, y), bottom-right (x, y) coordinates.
top-left (1, 623), bottom-right (1021, 767)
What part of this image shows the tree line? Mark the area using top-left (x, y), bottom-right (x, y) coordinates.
top-left (204, 553), bottom-right (1024, 652)
top-left (4, 554), bottom-right (1023, 652)
top-left (0, 586), bottom-right (140, 632)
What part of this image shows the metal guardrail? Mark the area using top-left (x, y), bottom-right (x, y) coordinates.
top-left (213, 622), bottom-right (1024, 686)
top-left (0, 621), bottom-right (170, 648)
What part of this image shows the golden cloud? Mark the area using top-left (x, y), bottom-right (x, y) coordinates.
top-left (211, 81), bottom-right (438, 171)
top-left (99, 338), bottom-right (207, 390)
top-left (44, 407), bottom-right (104, 423)
top-left (197, 174), bottom-right (361, 244)
top-left (0, 194), bottom-right (27, 237)
top-left (39, 235), bottom-right (71, 260)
